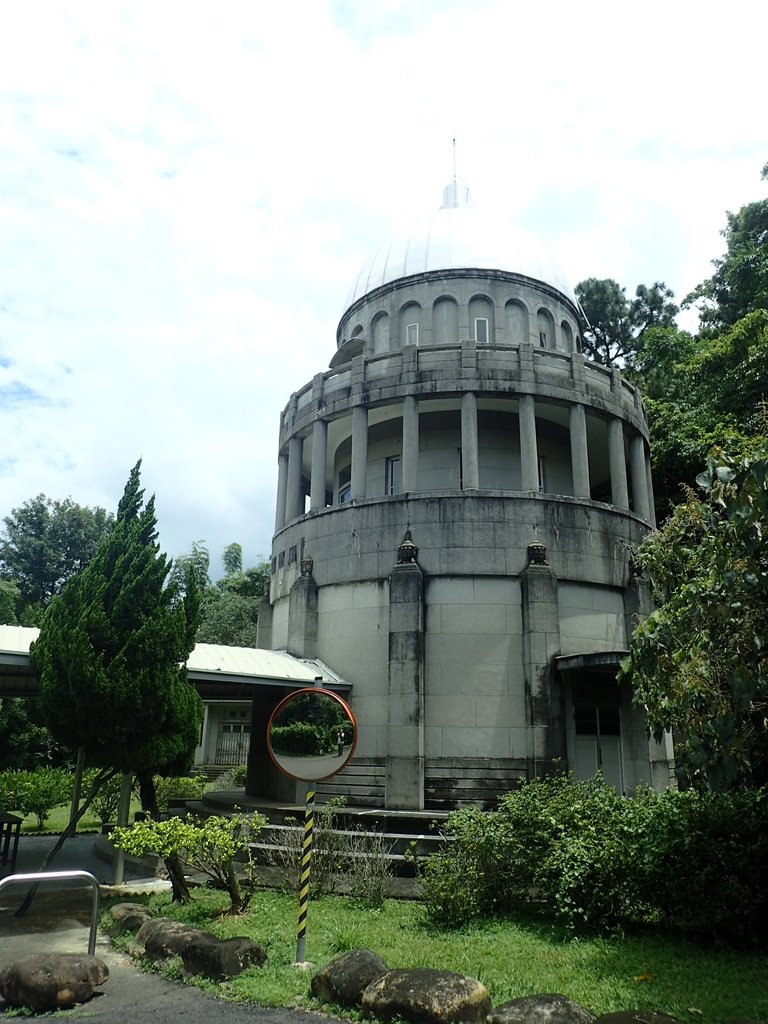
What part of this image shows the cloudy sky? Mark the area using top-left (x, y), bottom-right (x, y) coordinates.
top-left (0, 0), bottom-right (764, 575)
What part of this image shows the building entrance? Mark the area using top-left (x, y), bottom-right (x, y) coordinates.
top-left (572, 677), bottom-right (624, 792)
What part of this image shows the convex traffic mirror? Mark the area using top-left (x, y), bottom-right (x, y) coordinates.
top-left (266, 688), bottom-right (357, 783)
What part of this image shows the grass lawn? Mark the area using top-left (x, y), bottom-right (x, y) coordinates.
top-left (11, 799), bottom-right (143, 835)
top-left (108, 888), bottom-right (768, 1024)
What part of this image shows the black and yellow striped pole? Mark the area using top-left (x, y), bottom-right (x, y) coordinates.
top-left (295, 785), bottom-right (315, 964)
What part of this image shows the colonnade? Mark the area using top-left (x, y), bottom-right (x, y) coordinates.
top-left (275, 394), bottom-right (654, 531)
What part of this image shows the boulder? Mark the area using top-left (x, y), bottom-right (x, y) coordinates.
top-left (0, 953), bottom-right (109, 1011)
top-left (362, 968), bottom-right (491, 1024)
top-left (594, 1014), bottom-right (686, 1024)
top-left (490, 994), bottom-right (596, 1024)
top-left (311, 949), bottom-right (390, 1007)
top-left (134, 917), bottom-right (215, 960)
top-left (109, 902), bottom-right (153, 933)
top-left (181, 935), bottom-right (267, 979)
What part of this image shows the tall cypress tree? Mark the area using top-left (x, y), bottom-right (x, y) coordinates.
top-left (25, 461), bottom-right (202, 899)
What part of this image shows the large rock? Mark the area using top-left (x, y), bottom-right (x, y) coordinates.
top-left (0, 953), bottom-right (109, 1011)
top-left (109, 902), bottom-right (153, 933)
top-left (594, 1014), bottom-right (686, 1024)
top-left (311, 949), bottom-right (390, 1007)
top-left (362, 968), bottom-right (491, 1024)
top-left (490, 995), bottom-right (596, 1024)
top-left (181, 935), bottom-right (267, 979)
top-left (134, 917), bottom-right (215, 960)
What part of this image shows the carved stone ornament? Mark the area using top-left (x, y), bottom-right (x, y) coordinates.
top-left (527, 540), bottom-right (548, 565)
top-left (397, 530), bottom-right (419, 564)
top-left (300, 557), bottom-right (314, 578)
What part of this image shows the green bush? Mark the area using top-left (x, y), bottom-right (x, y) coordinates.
top-left (154, 774), bottom-right (206, 812)
top-left (421, 773), bottom-right (768, 945)
top-left (90, 773), bottom-right (124, 825)
top-left (635, 786), bottom-right (768, 944)
top-left (270, 722), bottom-right (334, 757)
top-left (0, 767), bottom-right (73, 828)
top-left (213, 764), bottom-right (247, 789)
top-left (112, 811), bottom-right (267, 913)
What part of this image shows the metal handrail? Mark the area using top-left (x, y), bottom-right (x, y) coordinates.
top-left (0, 870), bottom-right (100, 956)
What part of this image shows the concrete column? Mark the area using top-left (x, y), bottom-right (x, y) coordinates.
top-left (275, 453), bottom-right (288, 531)
top-left (256, 595), bottom-right (273, 650)
top-left (569, 403), bottom-right (590, 498)
top-left (351, 405), bottom-right (369, 499)
top-left (629, 433), bottom-right (650, 521)
top-left (287, 570), bottom-right (318, 658)
top-left (521, 546), bottom-right (565, 773)
top-left (387, 555), bottom-right (425, 809)
top-left (461, 392), bottom-right (479, 489)
top-left (245, 688), bottom-right (277, 799)
top-left (402, 395), bottom-right (419, 492)
top-left (608, 418), bottom-right (629, 509)
top-left (285, 435), bottom-right (304, 522)
top-left (309, 419), bottom-right (328, 511)
top-left (519, 393), bottom-right (539, 491)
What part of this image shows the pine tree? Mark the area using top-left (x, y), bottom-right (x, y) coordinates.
top-left (24, 461), bottom-right (202, 903)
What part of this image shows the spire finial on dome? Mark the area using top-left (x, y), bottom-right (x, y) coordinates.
top-left (442, 139), bottom-right (470, 209)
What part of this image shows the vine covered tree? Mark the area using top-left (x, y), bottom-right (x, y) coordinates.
top-left (28, 460), bottom-right (203, 899)
top-left (622, 443), bottom-right (768, 790)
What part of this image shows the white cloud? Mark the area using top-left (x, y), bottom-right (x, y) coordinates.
top-left (0, 0), bottom-right (765, 574)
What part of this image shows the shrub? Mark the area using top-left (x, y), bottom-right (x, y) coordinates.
top-left (270, 721), bottom-right (335, 757)
top-left (90, 773), bottom-right (124, 825)
top-left (112, 811), bottom-right (267, 913)
top-left (636, 786), bottom-right (768, 944)
top-left (0, 767), bottom-right (73, 828)
top-left (420, 773), bottom-right (768, 945)
top-left (154, 774), bottom-right (206, 812)
top-left (213, 764), bottom-right (247, 789)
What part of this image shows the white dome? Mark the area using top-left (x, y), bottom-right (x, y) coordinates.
top-left (345, 183), bottom-right (576, 311)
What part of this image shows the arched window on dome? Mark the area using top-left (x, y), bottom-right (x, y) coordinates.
top-left (399, 302), bottom-right (422, 348)
top-left (537, 308), bottom-right (556, 349)
top-left (561, 320), bottom-right (574, 353)
top-left (505, 300), bottom-right (528, 345)
top-left (372, 312), bottom-right (391, 354)
top-left (433, 297), bottom-right (458, 345)
top-left (469, 296), bottom-right (494, 344)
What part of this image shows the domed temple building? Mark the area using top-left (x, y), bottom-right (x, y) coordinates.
top-left (254, 183), bottom-right (674, 810)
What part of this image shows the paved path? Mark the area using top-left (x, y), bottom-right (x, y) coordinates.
top-left (0, 834), bottom-right (331, 1024)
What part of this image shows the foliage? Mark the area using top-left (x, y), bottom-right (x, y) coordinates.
top-left (0, 494), bottom-right (113, 620)
top-left (0, 767), bottom-right (73, 828)
top-left (171, 540), bottom-right (269, 647)
top-left (270, 721), bottom-right (335, 757)
top-left (153, 774), bottom-right (207, 812)
top-left (85, 771), bottom-right (123, 825)
top-left (685, 192), bottom-right (768, 333)
top-left (575, 277), bottom-right (678, 367)
top-left (0, 697), bottom-right (71, 770)
top-left (30, 460), bottom-right (203, 779)
top-left (626, 315), bottom-right (767, 519)
top-left (419, 772), bottom-right (768, 944)
top-left (112, 812), bottom-right (267, 913)
top-left (622, 443), bottom-right (768, 789)
top-left (213, 763), bottom-right (248, 789)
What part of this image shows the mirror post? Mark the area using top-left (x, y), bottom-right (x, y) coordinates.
top-left (295, 784), bottom-right (316, 965)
